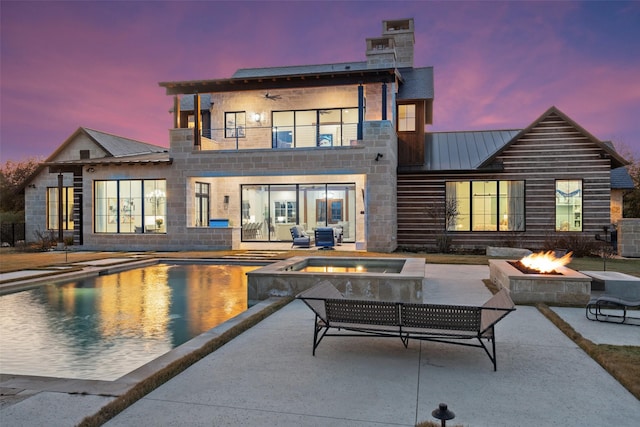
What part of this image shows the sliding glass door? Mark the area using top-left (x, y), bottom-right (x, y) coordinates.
top-left (241, 183), bottom-right (356, 242)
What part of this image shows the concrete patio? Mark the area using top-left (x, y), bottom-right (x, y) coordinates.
top-left (1, 264), bottom-right (639, 426)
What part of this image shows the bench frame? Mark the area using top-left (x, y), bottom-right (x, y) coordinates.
top-left (296, 283), bottom-right (515, 371)
top-left (586, 295), bottom-right (640, 325)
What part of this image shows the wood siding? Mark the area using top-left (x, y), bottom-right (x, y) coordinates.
top-left (397, 101), bottom-right (425, 165)
top-left (397, 112), bottom-right (613, 251)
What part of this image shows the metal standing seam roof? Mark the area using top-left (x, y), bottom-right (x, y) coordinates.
top-left (83, 128), bottom-right (167, 157)
top-left (424, 130), bottom-right (521, 171)
top-left (46, 151), bottom-right (172, 167)
top-left (232, 62), bottom-right (371, 79)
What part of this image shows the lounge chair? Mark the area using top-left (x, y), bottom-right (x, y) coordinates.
top-left (296, 282), bottom-right (516, 371)
top-left (586, 296), bottom-right (640, 325)
top-left (290, 225), bottom-right (311, 248)
top-left (586, 280), bottom-right (640, 325)
top-left (314, 227), bottom-right (335, 249)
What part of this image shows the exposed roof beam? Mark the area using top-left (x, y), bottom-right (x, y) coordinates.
top-left (159, 69), bottom-right (398, 95)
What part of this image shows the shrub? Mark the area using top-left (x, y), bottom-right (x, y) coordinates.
top-left (542, 234), bottom-right (601, 257)
top-left (32, 228), bottom-right (55, 251)
top-left (435, 233), bottom-right (453, 253)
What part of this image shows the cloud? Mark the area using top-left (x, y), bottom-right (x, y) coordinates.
top-left (1, 0), bottom-right (638, 161)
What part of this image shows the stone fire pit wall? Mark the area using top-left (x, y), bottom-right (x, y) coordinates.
top-left (489, 259), bottom-right (591, 304)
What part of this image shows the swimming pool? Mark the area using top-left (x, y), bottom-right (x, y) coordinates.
top-left (0, 263), bottom-right (259, 381)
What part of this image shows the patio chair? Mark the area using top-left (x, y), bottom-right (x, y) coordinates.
top-left (586, 280), bottom-right (640, 325)
top-left (315, 227), bottom-right (335, 249)
top-left (290, 225), bottom-right (311, 248)
top-left (586, 296), bottom-right (640, 325)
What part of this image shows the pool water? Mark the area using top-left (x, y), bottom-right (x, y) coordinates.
top-left (299, 265), bottom-right (397, 273)
top-left (294, 258), bottom-right (404, 274)
top-left (0, 263), bottom-right (258, 381)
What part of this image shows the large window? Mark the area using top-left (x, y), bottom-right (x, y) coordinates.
top-left (94, 179), bottom-right (166, 233)
top-left (240, 183), bottom-right (356, 242)
top-left (446, 180), bottom-right (525, 231)
top-left (556, 180), bottom-right (582, 231)
top-left (398, 104), bottom-right (416, 131)
top-left (47, 187), bottom-right (74, 230)
top-left (225, 112), bottom-right (246, 138)
top-left (194, 182), bottom-right (210, 227)
top-left (272, 108), bottom-right (357, 148)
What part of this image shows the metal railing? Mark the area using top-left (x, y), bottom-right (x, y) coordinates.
top-left (1, 222), bottom-right (25, 246)
top-left (192, 123), bottom-right (359, 151)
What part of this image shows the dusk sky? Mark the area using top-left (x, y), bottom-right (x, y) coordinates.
top-left (1, 0), bottom-right (639, 163)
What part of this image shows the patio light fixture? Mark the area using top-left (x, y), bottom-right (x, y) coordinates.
top-left (432, 403), bottom-right (455, 427)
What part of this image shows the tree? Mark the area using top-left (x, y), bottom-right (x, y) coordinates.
top-left (0, 157), bottom-right (42, 215)
top-left (610, 141), bottom-right (639, 219)
top-left (623, 157), bottom-right (640, 218)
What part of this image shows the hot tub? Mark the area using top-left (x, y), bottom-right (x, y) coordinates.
top-left (247, 256), bottom-right (426, 303)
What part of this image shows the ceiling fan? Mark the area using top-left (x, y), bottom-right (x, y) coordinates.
top-left (264, 93), bottom-right (282, 101)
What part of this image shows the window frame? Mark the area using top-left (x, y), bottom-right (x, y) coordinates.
top-left (47, 186), bottom-right (74, 231)
top-left (225, 111), bottom-right (246, 138)
top-left (194, 181), bottom-right (210, 227)
top-left (555, 179), bottom-right (583, 232)
top-left (271, 108), bottom-right (357, 148)
top-left (94, 179), bottom-right (166, 234)
top-left (397, 103), bottom-right (416, 132)
top-left (445, 180), bottom-right (525, 232)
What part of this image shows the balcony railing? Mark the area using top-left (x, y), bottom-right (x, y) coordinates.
top-left (194, 123), bottom-right (359, 151)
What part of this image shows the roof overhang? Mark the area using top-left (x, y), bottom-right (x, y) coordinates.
top-left (159, 68), bottom-right (400, 95)
top-left (44, 155), bottom-right (173, 172)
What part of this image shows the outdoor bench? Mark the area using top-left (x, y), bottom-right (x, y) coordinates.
top-left (586, 295), bottom-right (640, 325)
top-left (296, 282), bottom-right (516, 371)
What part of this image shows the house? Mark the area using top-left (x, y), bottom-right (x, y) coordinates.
top-left (397, 107), bottom-right (628, 251)
top-left (23, 18), bottom-right (630, 253)
top-left (610, 166), bottom-right (635, 223)
top-left (24, 127), bottom-right (169, 246)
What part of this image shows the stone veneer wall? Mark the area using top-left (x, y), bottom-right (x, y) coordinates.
top-left (73, 117), bottom-right (398, 251)
top-left (24, 172), bottom-right (75, 244)
top-left (617, 218), bottom-right (640, 257)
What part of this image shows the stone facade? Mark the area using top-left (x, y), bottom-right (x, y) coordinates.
top-left (489, 260), bottom-right (591, 305)
top-left (617, 218), bottom-right (640, 258)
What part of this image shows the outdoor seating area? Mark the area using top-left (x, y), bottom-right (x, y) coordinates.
top-left (314, 227), bottom-right (336, 249)
top-left (2, 260), bottom-right (639, 426)
top-left (290, 225), bottom-right (311, 248)
top-left (586, 295), bottom-right (640, 325)
top-left (296, 281), bottom-right (516, 371)
top-left (585, 274), bottom-right (640, 325)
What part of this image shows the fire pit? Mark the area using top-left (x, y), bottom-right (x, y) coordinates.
top-left (489, 251), bottom-right (591, 304)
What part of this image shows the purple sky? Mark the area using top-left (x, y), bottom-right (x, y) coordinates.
top-left (1, 1), bottom-right (639, 163)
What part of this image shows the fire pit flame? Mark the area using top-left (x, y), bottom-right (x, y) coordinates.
top-left (520, 251), bottom-right (573, 274)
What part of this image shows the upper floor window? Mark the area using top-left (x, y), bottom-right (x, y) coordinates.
top-left (47, 187), bottom-right (74, 231)
top-left (225, 112), bottom-right (246, 138)
top-left (446, 180), bottom-right (525, 231)
top-left (398, 104), bottom-right (416, 131)
top-left (272, 108), bottom-right (357, 148)
top-left (94, 179), bottom-right (166, 234)
top-left (556, 180), bottom-right (582, 231)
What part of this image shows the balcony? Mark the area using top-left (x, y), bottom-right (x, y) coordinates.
top-left (185, 123), bottom-right (360, 151)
